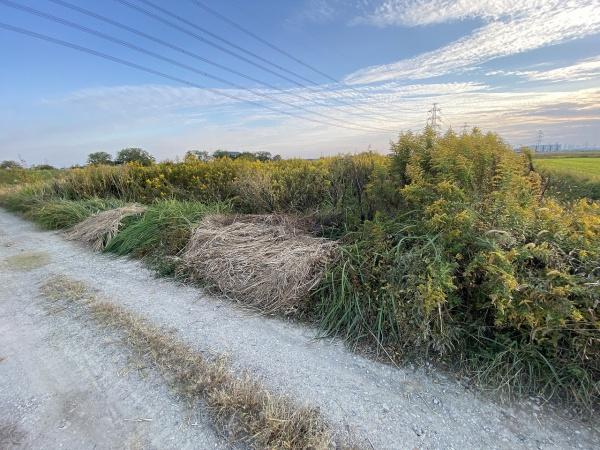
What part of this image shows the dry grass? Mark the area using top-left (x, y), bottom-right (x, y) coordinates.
top-left (39, 275), bottom-right (336, 449)
top-left (180, 214), bottom-right (338, 313)
top-left (64, 205), bottom-right (146, 251)
top-left (3, 251), bottom-right (50, 270)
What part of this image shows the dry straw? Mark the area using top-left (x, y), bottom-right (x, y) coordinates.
top-left (65, 205), bottom-right (146, 251)
top-left (181, 214), bottom-right (338, 313)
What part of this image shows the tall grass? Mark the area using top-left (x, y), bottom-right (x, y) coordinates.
top-left (104, 200), bottom-right (230, 274)
top-left (31, 198), bottom-right (125, 229)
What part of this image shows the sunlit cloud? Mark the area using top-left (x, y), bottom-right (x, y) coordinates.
top-left (346, 1), bottom-right (600, 84)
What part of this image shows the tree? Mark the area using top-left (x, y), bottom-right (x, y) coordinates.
top-left (213, 150), bottom-right (244, 159)
top-left (32, 164), bottom-right (55, 170)
top-left (255, 151), bottom-right (272, 161)
top-left (184, 150), bottom-right (210, 162)
top-left (0, 160), bottom-right (22, 169)
top-left (115, 148), bottom-right (155, 166)
top-left (87, 151), bottom-right (113, 166)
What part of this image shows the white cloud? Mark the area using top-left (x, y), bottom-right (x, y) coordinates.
top-left (4, 79), bottom-right (599, 166)
top-left (346, 1), bottom-right (600, 84)
top-left (355, 0), bottom-right (535, 27)
top-left (525, 56), bottom-right (600, 82)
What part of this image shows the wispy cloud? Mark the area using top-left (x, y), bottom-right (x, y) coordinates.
top-left (346, 1), bottom-right (600, 84)
top-left (525, 56), bottom-right (600, 82)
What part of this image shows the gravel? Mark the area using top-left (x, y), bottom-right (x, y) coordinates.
top-left (1, 209), bottom-right (598, 449)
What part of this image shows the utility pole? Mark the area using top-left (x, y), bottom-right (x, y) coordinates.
top-left (427, 103), bottom-right (442, 133)
top-left (536, 130), bottom-right (543, 152)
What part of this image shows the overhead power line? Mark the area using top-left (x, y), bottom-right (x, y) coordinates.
top-left (120, 0), bottom-right (396, 120)
top-left (0, 21), bottom-right (391, 134)
top-left (188, 0), bottom-right (395, 116)
top-left (46, 0), bottom-right (397, 130)
top-left (1, 0), bottom-right (393, 133)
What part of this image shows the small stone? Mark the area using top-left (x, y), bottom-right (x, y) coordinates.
top-left (412, 426), bottom-right (425, 437)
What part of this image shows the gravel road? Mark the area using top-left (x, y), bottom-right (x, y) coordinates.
top-left (0, 209), bottom-right (598, 449)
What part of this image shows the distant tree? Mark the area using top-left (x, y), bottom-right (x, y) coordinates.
top-left (272, 154), bottom-right (282, 161)
top-left (87, 151), bottom-right (113, 166)
top-left (255, 151), bottom-right (272, 162)
top-left (184, 150), bottom-right (210, 162)
top-left (115, 148), bottom-right (155, 166)
top-left (0, 160), bottom-right (22, 169)
top-left (212, 149), bottom-right (244, 159)
top-left (237, 152), bottom-right (258, 161)
top-left (32, 164), bottom-right (55, 170)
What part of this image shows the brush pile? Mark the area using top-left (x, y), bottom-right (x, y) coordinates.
top-left (181, 214), bottom-right (337, 313)
top-left (65, 205), bottom-right (146, 251)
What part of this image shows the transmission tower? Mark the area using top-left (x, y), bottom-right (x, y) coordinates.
top-left (536, 130), bottom-right (543, 151)
top-left (427, 103), bottom-right (442, 132)
top-left (462, 122), bottom-right (469, 134)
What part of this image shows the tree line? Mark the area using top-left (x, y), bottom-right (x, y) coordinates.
top-left (1, 148), bottom-right (282, 170)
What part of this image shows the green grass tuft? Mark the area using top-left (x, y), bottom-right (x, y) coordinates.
top-left (30, 198), bottom-right (126, 230)
top-left (104, 200), bottom-right (229, 274)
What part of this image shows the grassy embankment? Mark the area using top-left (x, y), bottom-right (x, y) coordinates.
top-left (1, 129), bottom-right (599, 413)
top-left (534, 153), bottom-right (600, 200)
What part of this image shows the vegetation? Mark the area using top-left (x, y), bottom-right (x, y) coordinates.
top-left (1, 128), bottom-right (598, 412)
top-left (105, 200), bottom-right (228, 274)
top-left (87, 151), bottom-right (113, 166)
top-left (0, 167), bottom-right (59, 187)
top-left (41, 275), bottom-right (333, 449)
top-left (0, 160), bottom-right (23, 169)
top-left (535, 157), bottom-right (600, 200)
top-left (114, 147), bottom-right (155, 166)
top-left (31, 198), bottom-right (125, 229)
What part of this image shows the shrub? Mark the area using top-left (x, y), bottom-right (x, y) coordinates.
top-left (317, 128), bottom-right (600, 410)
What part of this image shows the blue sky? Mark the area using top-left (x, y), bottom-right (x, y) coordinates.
top-left (1, 0), bottom-right (599, 166)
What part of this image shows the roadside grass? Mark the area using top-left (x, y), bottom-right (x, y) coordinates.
top-left (180, 214), bottom-right (338, 313)
top-left (65, 205), bottom-right (146, 251)
top-left (40, 275), bottom-right (336, 450)
top-left (30, 198), bottom-right (126, 230)
top-left (3, 251), bottom-right (50, 271)
top-left (104, 200), bottom-right (230, 275)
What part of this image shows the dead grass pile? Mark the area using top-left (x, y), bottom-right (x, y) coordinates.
top-left (180, 214), bottom-right (338, 313)
top-left (64, 205), bottom-right (145, 250)
top-left (39, 275), bottom-right (333, 449)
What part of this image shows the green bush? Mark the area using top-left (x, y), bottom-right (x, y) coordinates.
top-left (317, 129), bottom-right (600, 410)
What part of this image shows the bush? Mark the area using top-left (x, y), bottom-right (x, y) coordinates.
top-left (316, 129), bottom-right (600, 410)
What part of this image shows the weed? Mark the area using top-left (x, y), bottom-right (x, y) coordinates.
top-left (4, 251), bottom-right (50, 270)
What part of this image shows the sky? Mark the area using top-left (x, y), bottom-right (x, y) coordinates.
top-left (0, 0), bottom-right (599, 166)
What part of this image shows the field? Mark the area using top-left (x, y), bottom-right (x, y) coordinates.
top-left (534, 156), bottom-right (600, 200)
top-left (1, 129), bottom-right (599, 414)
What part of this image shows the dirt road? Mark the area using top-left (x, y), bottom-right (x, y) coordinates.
top-left (0, 209), bottom-right (598, 449)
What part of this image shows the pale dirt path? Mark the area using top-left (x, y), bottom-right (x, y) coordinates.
top-left (0, 209), bottom-right (598, 449)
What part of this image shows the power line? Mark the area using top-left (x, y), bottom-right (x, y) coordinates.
top-left (121, 0), bottom-right (396, 120)
top-left (188, 0), bottom-right (393, 116)
top-left (46, 0), bottom-right (397, 131)
top-left (1, 0), bottom-right (393, 133)
top-left (0, 21), bottom-right (390, 134)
